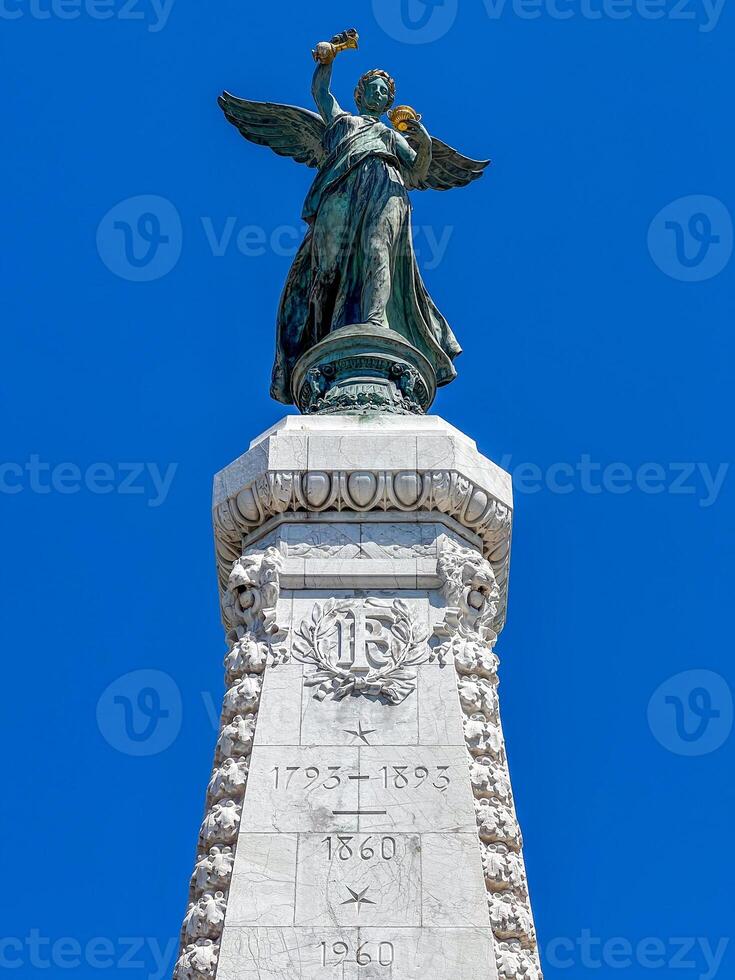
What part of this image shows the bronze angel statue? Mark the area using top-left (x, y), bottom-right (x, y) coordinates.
top-left (218, 29), bottom-right (489, 407)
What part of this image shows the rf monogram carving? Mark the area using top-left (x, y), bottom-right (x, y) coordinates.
top-left (293, 598), bottom-right (435, 703)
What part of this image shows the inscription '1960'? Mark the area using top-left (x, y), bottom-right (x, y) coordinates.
top-left (319, 940), bottom-right (395, 968)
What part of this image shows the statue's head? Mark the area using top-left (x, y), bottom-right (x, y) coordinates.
top-left (354, 69), bottom-right (396, 116)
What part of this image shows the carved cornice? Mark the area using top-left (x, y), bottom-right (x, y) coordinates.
top-left (213, 468), bottom-right (512, 622)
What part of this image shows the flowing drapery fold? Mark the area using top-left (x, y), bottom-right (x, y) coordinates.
top-left (271, 113), bottom-right (462, 403)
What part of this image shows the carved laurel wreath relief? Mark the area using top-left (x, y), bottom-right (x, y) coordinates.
top-left (174, 540), bottom-right (543, 980)
top-left (293, 597), bottom-right (438, 703)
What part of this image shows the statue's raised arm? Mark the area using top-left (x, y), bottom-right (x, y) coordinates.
top-left (311, 29), bottom-right (358, 124)
top-left (217, 29), bottom-right (491, 416)
top-left (217, 30), bottom-right (360, 166)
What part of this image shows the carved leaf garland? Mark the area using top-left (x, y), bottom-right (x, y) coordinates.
top-left (293, 598), bottom-right (435, 703)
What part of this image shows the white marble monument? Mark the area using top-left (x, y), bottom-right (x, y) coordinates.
top-left (173, 415), bottom-right (543, 980)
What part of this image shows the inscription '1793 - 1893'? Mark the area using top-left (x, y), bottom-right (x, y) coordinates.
top-left (270, 764), bottom-right (452, 792)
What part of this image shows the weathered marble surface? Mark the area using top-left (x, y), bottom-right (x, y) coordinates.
top-left (226, 834), bottom-right (299, 927)
top-left (295, 832), bottom-right (422, 927)
top-left (241, 745), bottom-right (362, 833)
top-left (173, 417), bottom-right (543, 980)
top-left (209, 640), bottom-right (499, 974)
top-left (217, 926), bottom-right (496, 980)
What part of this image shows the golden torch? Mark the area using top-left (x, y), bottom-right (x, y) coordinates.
top-left (313, 29), bottom-right (359, 65)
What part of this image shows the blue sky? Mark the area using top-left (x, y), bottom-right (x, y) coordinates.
top-left (1, 1), bottom-right (733, 978)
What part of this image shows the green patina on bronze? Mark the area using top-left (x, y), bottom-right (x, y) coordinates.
top-left (218, 29), bottom-right (490, 415)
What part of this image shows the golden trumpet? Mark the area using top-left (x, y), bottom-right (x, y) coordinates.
top-left (388, 105), bottom-right (422, 133)
top-left (313, 29), bottom-right (359, 64)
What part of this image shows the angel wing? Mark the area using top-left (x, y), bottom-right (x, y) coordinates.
top-left (406, 137), bottom-right (490, 192)
top-left (218, 92), bottom-right (327, 169)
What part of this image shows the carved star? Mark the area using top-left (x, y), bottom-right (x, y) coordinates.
top-left (341, 886), bottom-right (376, 915)
top-left (343, 721), bottom-right (377, 745)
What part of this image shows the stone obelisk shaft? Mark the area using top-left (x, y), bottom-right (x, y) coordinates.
top-left (173, 416), bottom-right (543, 980)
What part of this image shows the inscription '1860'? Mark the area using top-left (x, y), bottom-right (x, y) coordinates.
top-left (322, 835), bottom-right (397, 861)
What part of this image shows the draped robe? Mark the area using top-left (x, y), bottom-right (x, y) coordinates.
top-left (271, 112), bottom-right (462, 404)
